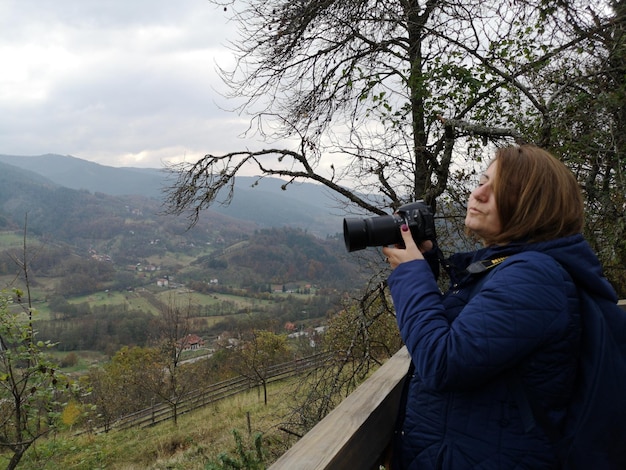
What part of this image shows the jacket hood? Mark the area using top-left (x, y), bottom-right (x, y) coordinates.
top-left (448, 234), bottom-right (618, 302)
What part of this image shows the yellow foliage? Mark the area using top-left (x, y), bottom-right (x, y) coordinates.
top-left (61, 400), bottom-right (82, 427)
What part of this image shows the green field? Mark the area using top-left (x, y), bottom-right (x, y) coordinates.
top-left (0, 231), bottom-right (38, 247)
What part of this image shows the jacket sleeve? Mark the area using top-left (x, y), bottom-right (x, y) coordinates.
top-left (387, 254), bottom-right (574, 391)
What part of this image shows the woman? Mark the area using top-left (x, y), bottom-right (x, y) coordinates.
top-left (382, 145), bottom-right (618, 469)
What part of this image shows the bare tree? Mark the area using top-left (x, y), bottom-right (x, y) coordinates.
top-left (154, 294), bottom-right (196, 425)
top-left (532, 1), bottom-right (626, 295)
top-left (284, 288), bottom-right (402, 432)
top-left (164, 0), bottom-right (619, 241)
top-left (163, 0), bottom-right (625, 428)
top-left (230, 330), bottom-right (291, 405)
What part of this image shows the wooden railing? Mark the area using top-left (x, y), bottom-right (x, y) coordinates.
top-left (270, 347), bottom-right (410, 470)
top-left (270, 300), bottom-right (626, 470)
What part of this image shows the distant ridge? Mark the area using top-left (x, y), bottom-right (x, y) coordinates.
top-left (0, 154), bottom-right (166, 198)
top-left (0, 153), bottom-right (346, 236)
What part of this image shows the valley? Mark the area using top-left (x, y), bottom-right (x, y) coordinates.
top-left (0, 156), bottom-right (369, 370)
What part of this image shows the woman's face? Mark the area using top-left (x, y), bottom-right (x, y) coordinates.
top-left (465, 160), bottom-right (502, 243)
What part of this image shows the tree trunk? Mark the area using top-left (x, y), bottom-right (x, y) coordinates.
top-left (404, 0), bottom-right (432, 201)
top-left (7, 446), bottom-right (27, 470)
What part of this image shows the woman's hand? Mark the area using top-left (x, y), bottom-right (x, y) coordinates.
top-left (382, 224), bottom-right (433, 269)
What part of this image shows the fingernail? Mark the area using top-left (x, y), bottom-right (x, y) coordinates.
top-left (401, 224), bottom-right (409, 232)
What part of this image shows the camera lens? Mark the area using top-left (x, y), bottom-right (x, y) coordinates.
top-left (343, 215), bottom-right (401, 252)
top-left (343, 218), bottom-right (367, 252)
top-left (342, 200), bottom-right (435, 253)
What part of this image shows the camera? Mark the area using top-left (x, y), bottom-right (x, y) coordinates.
top-left (343, 200), bottom-right (436, 252)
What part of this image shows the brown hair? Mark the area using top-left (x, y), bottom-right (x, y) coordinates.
top-left (488, 145), bottom-right (584, 244)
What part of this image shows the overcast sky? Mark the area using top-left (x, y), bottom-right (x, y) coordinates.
top-left (0, 0), bottom-right (260, 169)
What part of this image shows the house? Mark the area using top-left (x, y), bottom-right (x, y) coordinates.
top-left (178, 334), bottom-right (205, 351)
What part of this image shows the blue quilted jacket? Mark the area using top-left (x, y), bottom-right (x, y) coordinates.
top-left (387, 234), bottom-right (617, 469)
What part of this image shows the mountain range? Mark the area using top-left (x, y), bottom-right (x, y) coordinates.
top-left (0, 153), bottom-right (349, 237)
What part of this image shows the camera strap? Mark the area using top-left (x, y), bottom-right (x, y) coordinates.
top-left (465, 256), bottom-right (509, 274)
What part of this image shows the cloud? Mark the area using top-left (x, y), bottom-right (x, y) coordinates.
top-left (0, 0), bottom-right (255, 168)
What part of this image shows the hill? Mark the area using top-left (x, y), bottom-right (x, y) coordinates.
top-left (0, 158), bottom-right (368, 351)
top-left (0, 160), bottom-right (359, 286)
top-left (0, 155), bottom-right (377, 470)
top-left (0, 153), bottom-right (383, 372)
top-left (0, 153), bottom-right (348, 237)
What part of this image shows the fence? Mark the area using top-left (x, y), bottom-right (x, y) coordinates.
top-left (88, 352), bottom-right (331, 434)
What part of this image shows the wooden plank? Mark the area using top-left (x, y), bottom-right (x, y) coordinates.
top-left (269, 347), bottom-right (410, 470)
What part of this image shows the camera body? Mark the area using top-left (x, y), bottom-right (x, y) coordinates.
top-left (343, 200), bottom-right (435, 252)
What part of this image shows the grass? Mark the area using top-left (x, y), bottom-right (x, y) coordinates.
top-left (0, 232), bottom-right (37, 247)
top-left (0, 379), bottom-right (301, 469)
top-left (153, 289), bottom-right (267, 309)
top-left (69, 286), bottom-right (285, 315)
top-left (69, 290), bottom-right (158, 315)
top-left (49, 349), bottom-right (109, 373)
